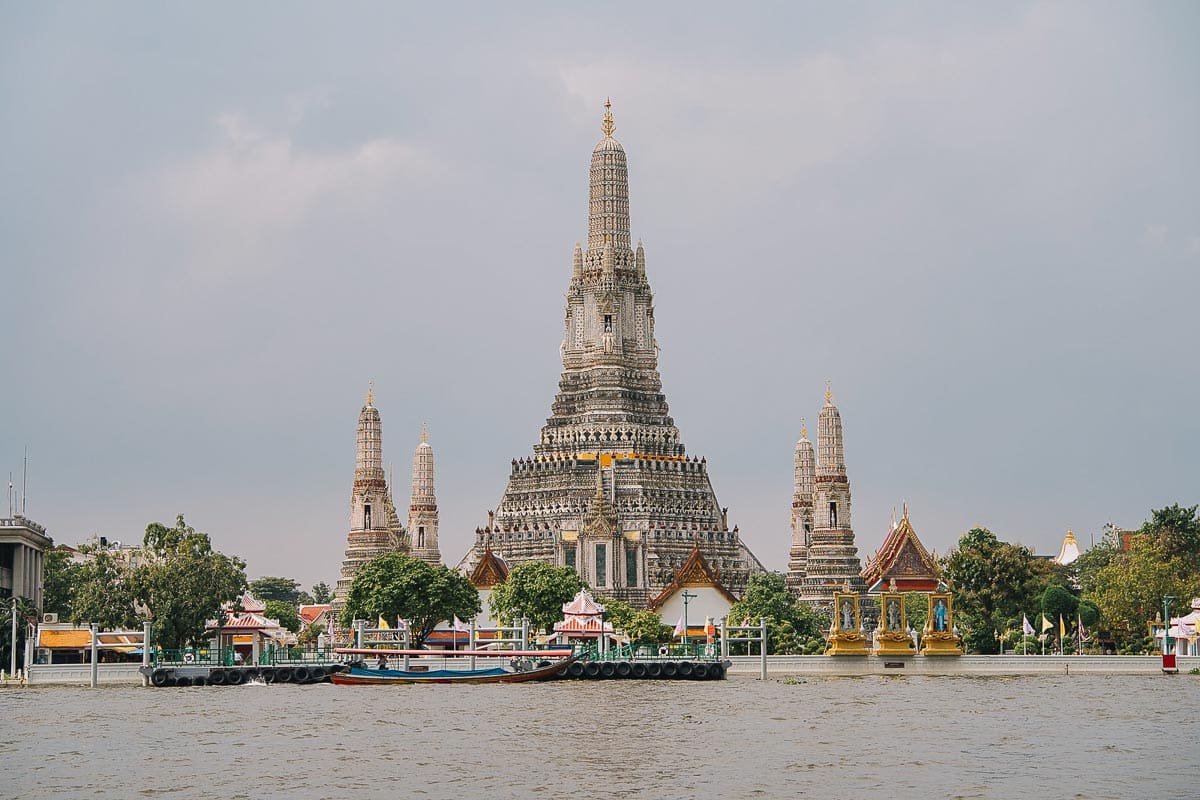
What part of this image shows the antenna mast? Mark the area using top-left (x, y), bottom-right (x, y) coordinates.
top-left (21, 445), bottom-right (27, 515)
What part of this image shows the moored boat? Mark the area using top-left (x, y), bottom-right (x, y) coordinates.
top-left (330, 649), bottom-right (578, 685)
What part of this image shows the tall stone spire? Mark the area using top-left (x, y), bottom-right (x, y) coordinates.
top-left (334, 386), bottom-right (407, 613)
top-left (587, 98), bottom-right (631, 254)
top-left (407, 423), bottom-right (441, 564)
top-left (796, 384), bottom-right (872, 622)
top-left (455, 101), bottom-right (765, 606)
top-left (786, 420), bottom-right (815, 592)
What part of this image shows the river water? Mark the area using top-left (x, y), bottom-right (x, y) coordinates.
top-left (2, 674), bottom-right (1196, 799)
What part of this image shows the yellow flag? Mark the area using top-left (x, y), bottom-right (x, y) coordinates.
top-left (377, 615), bottom-right (390, 629)
top-left (1059, 614), bottom-right (1066, 638)
top-left (1041, 614), bottom-right (1053, 633)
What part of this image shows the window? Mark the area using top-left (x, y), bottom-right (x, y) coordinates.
top-left (604, 314), bottom-right (613, 332)
top-left (595, 543), bottom-right (607, 587)
top-left (363, 504), bottom-right (372, 530)
top-left (829, 502), bottom-right (838, 527)
top-left (565, 547), bottom-right (576, 570)
top-left (626, 546), bottom-right (638, 587)
top-left (418, 526), bottom-right (425, 549)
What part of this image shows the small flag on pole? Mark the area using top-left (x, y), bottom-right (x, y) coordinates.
top-left (1041, 614), bottom-right (1053, 633)
top-left (396, 617), bottom-right (407, 631)
top-left (673, 616), bottom-right (686, 637)
top-left (452, 616), bottom-right (470, 633)
top-left (1022, 615), bottom-right (1034, 636)
top-left (377, 615), bottom-right (390, 629)
top-left (1059, 614), bottom-right (1066, 639)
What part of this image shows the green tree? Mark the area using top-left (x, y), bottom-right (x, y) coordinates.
top-left (69, 544), bottom-right (139, 630)
top-left (340, 553), bottom-right (480, 643)
top-left (904, 592), bottom-right (927, 633)
top-left (727, 572), bottom-right (827, 654)
top-left (602, 599), bottom-right (672, 642)
top-left (249, 576), bottom-right (302, 604)
top-left (488, 561), bottom-right (585, 634)
top-left (943, 528), bottom-right (1042, 653)
top-left (130, 515), bottom-right (247, 650)
top-left (264, 600), bottom-right (302, 633)
top-left (1, 596), bottom-right (38, 675)
top-left (1082, 537), bottom-right (1200, 648)
top-left (311, 582), bottom-right (332, 604)
top-left (1077, 599), bottom-right (1100, 629)
top-left (1040, 584), bottom-right (1078, 626)
top-left (298, 622), bottom-right (325, 647)
top-left (1143, 503), bottom-right (1200, 565)
top-left (41, 545), bottom-right (77, 618)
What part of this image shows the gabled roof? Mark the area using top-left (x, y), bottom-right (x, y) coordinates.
top-left (562, 589), bottom-right (605, 617)
top-left (231, 592), bottom-right (266, 613)
top-left (205, 612), bottom-right (281, 631)
top-left (861, 507), bottom-right (940, 592)
top-left (298, 604), bottom-right (332, 625)
top-left (647, 544), bottom-right (738, 610)
top-left (469, 548), bottom-right (509, 588)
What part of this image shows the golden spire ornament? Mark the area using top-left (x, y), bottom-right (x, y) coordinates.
top-left (366, 380), bottom-right (374, 407)
top-left (421, 422), bottom-right (428, 444)
top-left (601, 97), bottom-right (615, 137)
top-left (825, 380), bottom-right (833, 405)
top-left (800, 417), bottom-right (807, 439)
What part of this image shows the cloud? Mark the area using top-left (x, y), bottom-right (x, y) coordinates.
top-left (141, 113), bottom-right (443, 285)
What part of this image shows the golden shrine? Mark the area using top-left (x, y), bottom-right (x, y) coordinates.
top-left (875, 586), bottom-right (916, 656)
top-left (826, 584), bottom-right (870, 656)
top-left (922, 592), bottom-right (963, 656)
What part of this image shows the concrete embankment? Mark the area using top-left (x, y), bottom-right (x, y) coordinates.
top-left (725, 654), bottom-right (1200, 676)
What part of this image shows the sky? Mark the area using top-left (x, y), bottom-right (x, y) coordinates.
top-left (2, 2), bottom-right (1197, 589)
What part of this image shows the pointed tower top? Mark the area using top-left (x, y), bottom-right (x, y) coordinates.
top-left (601, 97), bottom-right (615, 137)
top-left (891, 507), bottom-right (898, 531)
top-left (825, 380), bottom-right (833, 406)
top-left (366, 380), bottom-right (374, 407)
top-left (421, 422), bottom-right (428, 445)
top-left (800, 417), bottom-right (808, 440)
top-left (902, 501), bottom-right (909, 522)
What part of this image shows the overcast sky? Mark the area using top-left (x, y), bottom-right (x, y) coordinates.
top-left (2, 2), bottom-right (1197, 589)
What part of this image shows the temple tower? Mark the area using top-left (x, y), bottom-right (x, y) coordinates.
top-left (786, 420), bottom-right (815, 592)
top-left (455, 101), bottom-right (765, 606)
top-left (333, 385), bottom-right (407, 611)
top-left (407, 424), bottom-right (441, 564)
top-left (797, 384), bottom-right (872, 618)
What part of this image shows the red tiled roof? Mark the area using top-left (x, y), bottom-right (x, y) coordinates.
top-left (861, 509), bottom-right (940, 590)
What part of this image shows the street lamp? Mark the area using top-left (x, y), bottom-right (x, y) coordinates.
top-left (681, 590), bottom-right (697, 650)
top-left (1163, 595), bottom-right (1175, 655)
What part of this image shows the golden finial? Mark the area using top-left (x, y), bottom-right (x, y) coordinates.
top-left (366, 380), bottom-right (374, 407)
top-left (800, 418), bottom-right (808, 439)
top-left (902, 501), bottom-right (909, 522)
top-left (421, 422), bottom-right (428, 444)
top-left (825, 380), bottom-right (833, 405)
top-left (601, 97), bottom-right (615, 137)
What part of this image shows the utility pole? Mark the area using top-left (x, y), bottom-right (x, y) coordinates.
top-left (1163, 596), bottom-right (1175, 655)
top-left (9, 597), bottom-right (17, 678)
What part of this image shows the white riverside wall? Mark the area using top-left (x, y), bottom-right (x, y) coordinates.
top-left (27, 663), bottom-right (145, 686)
top-left (725, 654), bottom-right (1200, 676)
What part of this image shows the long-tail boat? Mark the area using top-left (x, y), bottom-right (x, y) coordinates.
top-left (330, 648), bottom-right (578, 685)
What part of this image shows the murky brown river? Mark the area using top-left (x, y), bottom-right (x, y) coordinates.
top-left (2, 674), bottom-right (1196, 799)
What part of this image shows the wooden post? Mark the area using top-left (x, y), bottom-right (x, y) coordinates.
top-left (469, 620), bottom-right (476, 671)
top-left (521, 617), bottom-right (529, 650)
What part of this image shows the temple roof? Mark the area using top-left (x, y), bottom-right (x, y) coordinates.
top-left (233, 592), bottom-right (266, 614)
top-left (647, 543), bottom-right (739, 610)
top-left (468, 547), bottom-right (509, 589)
top-left (1054, 530), bottom-right (1081, 566)
top-left (562, 589), bottom-right (606, 617)
top-left (861, 506), bottom-right (941, 593)
top-left (298, 604), bottom-right (332, 625)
